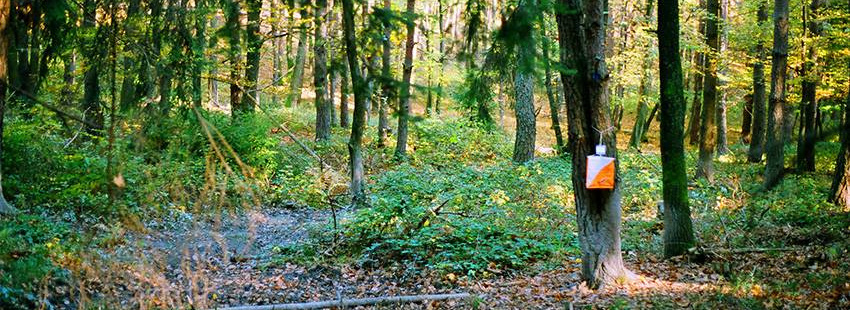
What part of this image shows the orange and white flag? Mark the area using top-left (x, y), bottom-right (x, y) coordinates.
top-left (586, 155), bottom-right (615, 189)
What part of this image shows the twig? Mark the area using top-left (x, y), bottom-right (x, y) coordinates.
top-left (216, 293), bottom-right (472, 310)
top-left (414, 199), bottom-right (452, 231)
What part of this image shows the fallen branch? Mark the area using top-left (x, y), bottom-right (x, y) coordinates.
top-left (415, 199), bottom-right (452, 230)
top-left (696, 246), bottom-right (807, 255)
top-left (3, 81), bottom-right (101, 129)
top-left (217, 293), bottom-right (472, 310)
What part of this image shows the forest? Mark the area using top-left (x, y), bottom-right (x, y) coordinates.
top-left (0, 0), bottom-right (848, 308)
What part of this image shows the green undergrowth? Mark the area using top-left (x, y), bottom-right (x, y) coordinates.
top-left (273, 118), bottom-right (580, 276)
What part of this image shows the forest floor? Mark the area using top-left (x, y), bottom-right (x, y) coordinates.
top-left (106, 199), bottom-right (847, 310)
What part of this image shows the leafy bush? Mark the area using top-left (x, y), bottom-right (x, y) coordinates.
top-left (340, 157), bottom-right (577, 275)
top-left (0, 214), bottom-right (72, 308)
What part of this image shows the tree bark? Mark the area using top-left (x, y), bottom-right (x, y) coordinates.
top-left (119, 0), bottom-right (142, 110)
top-left (314, 0), bottom-right (331, 141)
top-left (658, 0), bottom-right (695, 257)
top-left (741, 94), bottom-right (753, 143)
top-left (340, 57), bottom-right (350, 128)
top-left (192, 0), bottom-right (207, 108)
top-left (715, 0), bottom-right (729, 155)
top-left (395, 0), bottom-right (416, 159)
top-left (686, 0), bottom-right (706, 146)
top-left (510, 0), bottom-right (536, 163)
top-left (0, 0), bottom-right (16, 215)
top-left (342, 0), bottom-right (368, 202)
top-left (272, 0), bottom-right (283, 107)
top-left (288, 0), bottom-right (310, 108)
top-left (747, 0), bottom-right (768, 162)
top-left (796, 0), bottom-right (822, 172)
top-left (226, 0), bottom-right (242, 112)
top-left (542, 32), bottom-right (565, 155)
top-left (238, 0), bottom-right (262, 114)
top-left (764, 0), bottom-right (790, 189)
top-left (82, 0), bottom-right (103, 135)
top-left (831, 76), bottom-right (850, 208)
top-left (556, 0), bottom-right (633, 288)
top-left (378, 0), bottom-right (393, 148)
top-left (435, 0), bottom-right (445, 115)
top-left (629, 0), bottom-right (654, 150)
top-left (695, 0), bottom-right (719, 182)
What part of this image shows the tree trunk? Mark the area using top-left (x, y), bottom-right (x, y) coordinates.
top-left (288, 0), bottom-right (310, 108)
top-left (0, 0), bottom-right (16, 215)
top-left (741, 94), bottom-right (753, 143)
top-left (658, 0), bottom-right (694, 257)
top-left (378, 0), bottom-right (393, 148)
top-left (226, 0), bottom-right (242, 111)
top-left (686, 0), bottom-right (706, 146)
top-left (436, 0), bottom-right (445, 115)
top-left (342, 0), bottom-right (368, 202)
top-left (330, 68), bottom-right (339, 126)
top-left (695, 0), bottom-right (719, 182)
top-left (512, 0), bottom-right (536, 163)
top-left (395, 0), bottom-right (416, 159)
top-left (747, 0), bottom-right (768, 162)
top-left (238, 0), bottom-right (262, 114)
top-left (272, 0), bottom-right (282, 107)
top-left (340, 57), bottom-right (350, 128)
top-left (192, 0), bottom-right (207, 108)
top-left (314, 0), bottom-right (331, 141)
top-left (831, 76), bottom-right (850, 208)
top-left (82, 0), bottom-right (103, 135)
top-left (542, 32), bottom-right (565, 155)
top-left (796, 0), bottom-right (822, 173)
top-left (556, 0), bottom-right (633, 288)
top-left (119, 0), bottom-right (141, 110)
top-left (629, 0), bottom-right (655, 150)
top-left (715, 0), bottom-right (730, 155)
top-left (764, 0), bottom-right (790, 189)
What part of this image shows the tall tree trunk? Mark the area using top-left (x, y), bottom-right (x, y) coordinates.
top-left (796, 0), bottom-right (822, 172)
top-left (629, 0), bottom-right (654, 150)
top-left (342, 0), bottom-right (368, 202)
top-left (764, 0), bottom-right (790, 189)
top-left (686, 0), bottom-right (706, 146)
top-left (239, 0), bottom-right (262, 113)
top-left (715, 0), bottom-right (730, 155)
top-left (82, 0), bottom-right (103, 135)
top-left (288, 0), bottom-right (310, 108)
top-left (0, 0), bottom-right (16, 215)
top-left (378, 0), bottom-right (393, 148)
top-left (272, 1), bottom-right (282, 106)
top-left (192, 0), bottom-right (207, 108)
top-left (435, 0), bottom-right (445, 115)
top-left (330, 67), bottom-right (339, 126)
top-left (658, 0), bottom-right (694, 257)
top-left (511, 0), bottom-right (536, 163)
top-left (556, 0), bottom-right (633, 288)
top-left (119, 0), bottom-right (142, 110)
top-left (328, 0), bottom-right (337, 126)
top-left (226, 0), bottom-right (242, 111)
top-left (747, 0), bottom-right (768, 162)
top-left (542, 33), bottom-right (565, 155)
top-left (395, 0), bottom-right (416, 159)
top-left (831, 73), bottom-right (850, 208)
top-left (695, 0), bottom-right (719, 182)
top-left (340, 57), bottom-right (350, 128)
top-left (314, 0), bottom-right (331, 141)
top-left (741, 94), bottom-right (753, 143)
